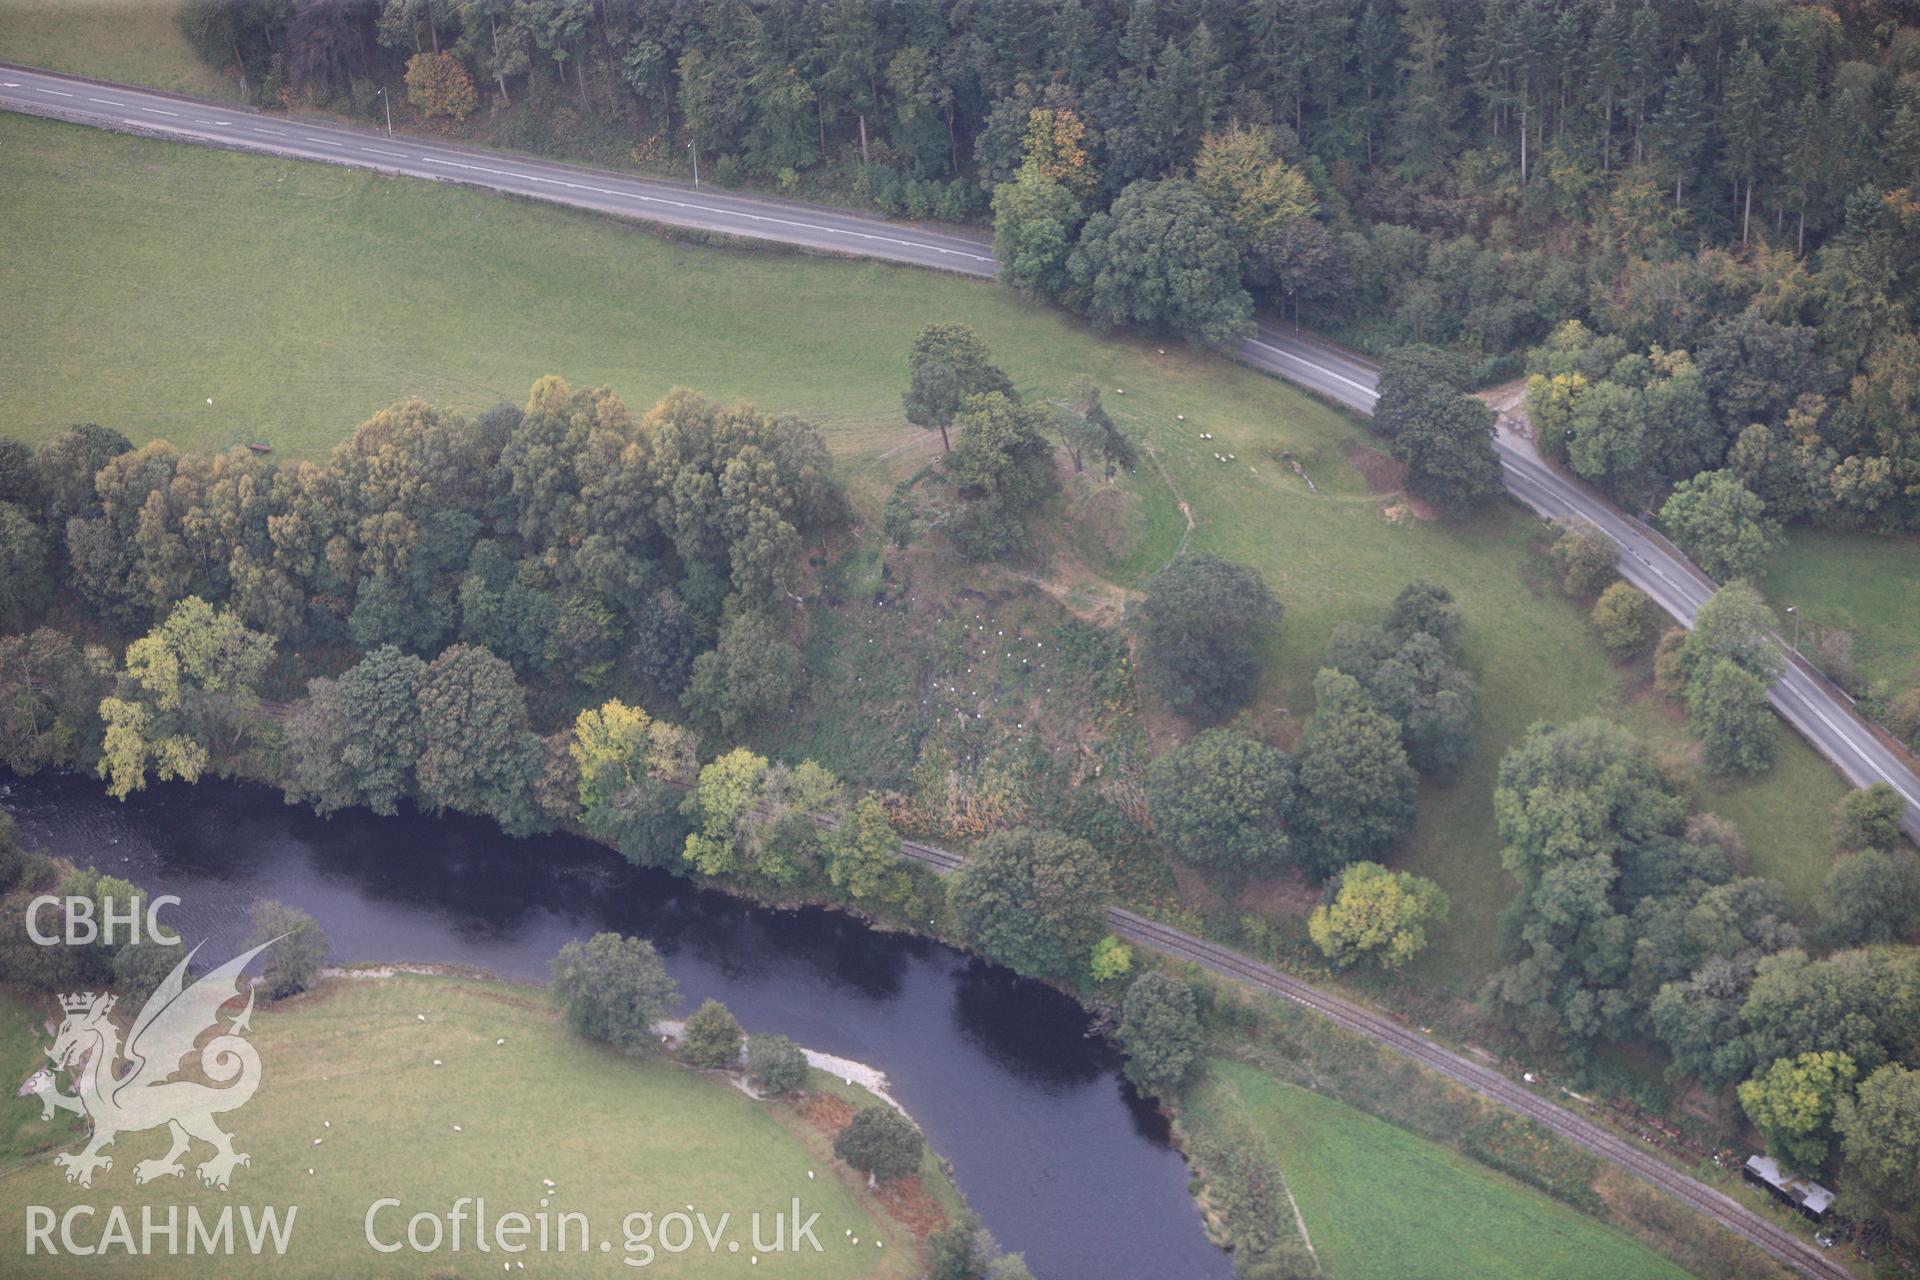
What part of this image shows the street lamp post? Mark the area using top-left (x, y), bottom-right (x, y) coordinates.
top-left (688, 138), bottom-right (699, 187)
top-left (376, 86), bottom-right (392, 137)
top-left (1785, 605), bottom-right (1800, 652)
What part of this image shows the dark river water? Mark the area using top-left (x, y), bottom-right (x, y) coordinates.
top-left (1, 771), bottom-right (1231, 1280)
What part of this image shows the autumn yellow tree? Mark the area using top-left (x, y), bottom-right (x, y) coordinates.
top-left (570, 698), bottom-right (695, 866)
top-left (683, 748), bottom-right (771, 877)
top-left (571, 698), bottom-right (692, 808)
top-left (405, 51), bottom-right (477, 124)
top-left (98, 597), bottom-right (275, 799)
top-left (1308, 861), bottom-right (1449, 969)
top-left (1019, 107), bottom-right (1097, 199)
top-left (1193, 122), bottom-right (1317, 244)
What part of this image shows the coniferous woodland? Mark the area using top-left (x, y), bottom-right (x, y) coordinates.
top-left (182, 0), bottom-right (1920, 531)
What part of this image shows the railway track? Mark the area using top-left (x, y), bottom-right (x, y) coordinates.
top-left (1107, 909), bottom-right (1849, 1280)
top-left (872, 833), bottom-right (1844, 1280)
top-left (0, 61), bottom-right (1873, 1279)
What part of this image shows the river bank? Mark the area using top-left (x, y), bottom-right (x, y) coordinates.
top-left (0, 769), bottom-right (1230, 1279)
top-left (1, 970), bottom-right (961, 1277)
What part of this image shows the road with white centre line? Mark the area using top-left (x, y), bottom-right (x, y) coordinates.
top-left (4, 60), bottom-right (1906, 1278)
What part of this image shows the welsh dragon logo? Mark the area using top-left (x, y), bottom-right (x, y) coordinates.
top-left (36, 939), bottom-right (275, 1190)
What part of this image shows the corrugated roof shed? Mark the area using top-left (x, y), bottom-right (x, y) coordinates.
top-left (1744, 1154), bottom-right (1835, 1220)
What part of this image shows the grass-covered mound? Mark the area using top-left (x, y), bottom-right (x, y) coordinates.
top-left (0, 110), bottom-right (1847, 991)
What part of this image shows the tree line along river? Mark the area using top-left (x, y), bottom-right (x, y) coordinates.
top-left (1, 770), bottom-right (1233, 1279)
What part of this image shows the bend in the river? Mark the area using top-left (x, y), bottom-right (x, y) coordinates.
top-left (2, 770), bottom-right (1232, 1280)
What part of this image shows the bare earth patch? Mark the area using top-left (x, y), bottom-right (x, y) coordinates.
top-left (1343, 442), bottom-right (1435, 520)
top-left (1236, 874), bottom-right (1324, 919)
top-left (874, 1173), bottom-right (948, 1239)
top-left (799, 1092), bottom-right (857, 1135)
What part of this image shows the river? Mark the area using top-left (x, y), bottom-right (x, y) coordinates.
top-left (1, 771), bottom-right (1232, 1279)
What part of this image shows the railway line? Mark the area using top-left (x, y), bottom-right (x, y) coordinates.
top-left (0, 62), bottom-right (1868, 1279)
top-left (1107, 910), bottom-right (1850, 1280)
top-left (675, 751), bottom-right (1842, 1277)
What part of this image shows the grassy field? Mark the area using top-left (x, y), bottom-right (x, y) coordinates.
top-left (1617, 679), bottom-right (1849, 907)
top-left (1193, 1059), bottom-right (1690, 1280)
top-left (0, 973), bottom-right (936, 1277)
top-left (1762, 527), bottom-right (1920, 696)
top-left (0, 1), bottom-right (238, 99)
top-left (1, 989), bottom-right (85, 1168)
top-left (0, 109), bottom-right (1852, 989)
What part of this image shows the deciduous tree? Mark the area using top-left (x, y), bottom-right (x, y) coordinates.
top-left (549, 932), bottom-right (679, 1051)
top-left (681, 998), bottom-right (742, 1068)
top-left (571, 697), bottom-right (692, 867)
top-left (1683, 583), bottom-right (1782, 683)
top-left (947, 828), bottom-right (1110, 980)
top-left (745, 1033), bottom-right (809, 1096)
top-left (245, 899), bottom-right (329, 999)
top-left (413, 642), bottom-right (543, 834)
top-left (682, 748), bottom-right (769, 878)
top-left (1193, 122), bottom-right (1316, 246)
top-left (1688, 657), bottom-right (1777, 775)
top-left (0, 501), bottom-right (50, 630)
top-left (1051, 376), bottom-right (1134, 479)
top-left (0, 629), bottom-right (102, 775)
top-left (834, 1106), bottom-right (923, 1183)
top-left (1739, 1051), bottom-right (1856, 1171)
top-left (98, 597), bottom-right (275, 799)
top-left (1372, 358), bottom-right (1502, 514)
top-left (1590, 581), bottom-right (1661, 657)
top-left (1814, 848), bottom-right (1920, 949)
top-left (1292, 671), bottom-right (1417, 876)
top-left (825, 794), bottom-right (910, 905)
top-left (1550, 526), bottom-right (1619, 597)
top-left (1837, 1064), bottom-right (1920, 1208)
top-left (992, 168), bottom-right (1081, 298)
top-left (1836, 782), bottom-right (1905, 852)
top-left (1066, 179), bottom-right (1253, 346)
top-left (1145, 729), bottom-right (1294, 879)
top-left (943, 391), bottom-right (1056, 561)
top-left (1118, 972), bottom-right (1201, 1098)
top-left (1309, 861), bottom-right (1450, 969)
top-left (1660, 471), bottom-right (1783, 582)
top-left (1131, 554), bottom-right (1282, 722)
top-left (686, 611), bottom-right (801, 732)
top-left (903, 324), bottom-right (1015, 453)
top-left (405, 50), bottom-right (477, 122)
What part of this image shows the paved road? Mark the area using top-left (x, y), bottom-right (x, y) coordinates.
top-left (1494, 429), bottom-right (1920, 842)
top-left (0, 62), bottom-right (998, 272)
top-left (0, 63), bottom-right (1893, 1277)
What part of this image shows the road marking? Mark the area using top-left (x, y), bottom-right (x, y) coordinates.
top-left (1, 82), bottom-right (20, 88)
top-left (407, 152), bottom-right (992, 260)
top-left (22, 67), bottom-right (1914, 842)
top-left (88, 97), bottom-right (123, 106)
top-left (1244, 338), bottom-right (1379, 399)
top-left (1778, 674), bottom-right (1920, 807)
top-left (1505, 446), bottom-right (1920, 817)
